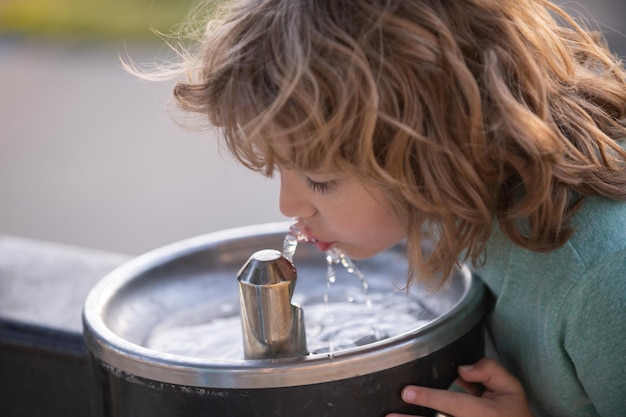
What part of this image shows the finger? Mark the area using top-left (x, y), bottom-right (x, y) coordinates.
top-left (400, 385), bottom-right (488, 417)
top-left (454, 377), bottom-right (485, 396)
top-left (458, 358), bottom-right (523, 395)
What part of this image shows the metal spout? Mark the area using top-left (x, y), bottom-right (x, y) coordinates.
top-left (237, 249), bottom-right (308, 359)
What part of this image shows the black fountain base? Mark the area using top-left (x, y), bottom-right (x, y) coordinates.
top-left (0, 236), bottom-right (127, 417)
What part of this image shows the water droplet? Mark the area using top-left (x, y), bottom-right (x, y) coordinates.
top-left (282, 224), bottom-right (389, 355)
top-left (282, 233), bottom-right (298, 262)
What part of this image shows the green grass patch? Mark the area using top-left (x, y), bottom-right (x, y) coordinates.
top-left (0, 0), bottom-right (198, 39)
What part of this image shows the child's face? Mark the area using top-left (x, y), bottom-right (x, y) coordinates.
top-left (279, 168), bottom-right (406, 259)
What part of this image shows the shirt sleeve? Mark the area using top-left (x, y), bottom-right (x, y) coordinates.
top-left (562, 249), bottom-right (626, 417)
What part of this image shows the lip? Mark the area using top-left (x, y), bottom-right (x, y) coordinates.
top-left (302, 231), bottom-right (319, 244)
top-left (292, 222), bottom-right (318, 243)
top-left (315, 241), bottom-right (334, 252)
top-left (293, 222), bottom-right (334, 251)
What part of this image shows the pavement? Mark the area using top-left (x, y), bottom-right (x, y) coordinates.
top-left (0, 0), bottom-right (624, 257)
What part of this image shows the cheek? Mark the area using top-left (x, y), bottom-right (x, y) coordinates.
top-left (368, 213), bottom-right (406, 246)
top-left (340, 204), bottom-right (406, 257)
top-left (366, 194), bottom-right (406, 239)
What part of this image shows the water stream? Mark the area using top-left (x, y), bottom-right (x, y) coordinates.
top-left (145, 225), bottom-right (433, 360)
top-left (285, 224), bottom-right (379, 353)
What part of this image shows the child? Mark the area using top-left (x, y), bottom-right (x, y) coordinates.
top-left (148, 0), bottom-right (626, 415)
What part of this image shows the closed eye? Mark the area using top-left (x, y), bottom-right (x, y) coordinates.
top-left (305, 177), bottom-right (337, 194)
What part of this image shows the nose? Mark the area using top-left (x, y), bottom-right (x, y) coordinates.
top-left (278, 170), bottom-right (316, 219)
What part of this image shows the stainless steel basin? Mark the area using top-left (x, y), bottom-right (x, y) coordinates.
top-left (83, 222), bottom-right (486, 416)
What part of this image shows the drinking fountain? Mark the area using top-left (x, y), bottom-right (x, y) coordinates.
top-left (237, 249), bottom-right (307, 359)
top-left (82, 222), bottom-right (487, 417)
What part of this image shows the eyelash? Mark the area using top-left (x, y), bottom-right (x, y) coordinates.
top-left (305, 177), bottom-right (337, 194)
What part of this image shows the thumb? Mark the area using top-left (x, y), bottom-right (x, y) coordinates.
top-left (458, 358), bottom-right (524, 396)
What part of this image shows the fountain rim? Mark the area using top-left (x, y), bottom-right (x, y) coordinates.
top-left (82, 222), bottom-right (486, 389)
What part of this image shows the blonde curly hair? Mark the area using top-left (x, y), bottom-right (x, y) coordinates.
top-left (168, 0), bottom-right (626, 284)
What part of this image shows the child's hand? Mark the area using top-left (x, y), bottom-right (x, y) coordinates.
top-left (386, 358), bottom-right (535, 417)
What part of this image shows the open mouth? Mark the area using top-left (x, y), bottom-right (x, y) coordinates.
top-left (289, 222), bottom-right (336, 253)
top-left (289, 222), bottom-right (318, 244)
top-left (314, 241), bottom-right (333, 252)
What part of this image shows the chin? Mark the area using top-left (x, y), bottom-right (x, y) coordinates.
top-left (338, 246), bottom-right (383, 260)
top-left (339, 240), bottom-right (404, 260)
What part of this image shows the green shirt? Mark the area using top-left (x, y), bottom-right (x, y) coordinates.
top-left (472, 196), bottom-right (626, 417)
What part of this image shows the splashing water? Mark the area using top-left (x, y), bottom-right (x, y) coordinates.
top-left (325, 249), bottom-right (371, 307)
top-left (283, 223), bottom-right (379, 352)
top-left (284, 222), bottom-right (370, 296)
top-left (145, 227), bottom-right (432, 359)
top-left (142, 224), bottom-right (433, 360)
top-left (282, 225), bottom-right (302, 262)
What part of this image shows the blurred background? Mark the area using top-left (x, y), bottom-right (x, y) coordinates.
top-left (0, 0), bottom-right (288, 256)
top-left (0, 0), bottom-right (624, 257)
